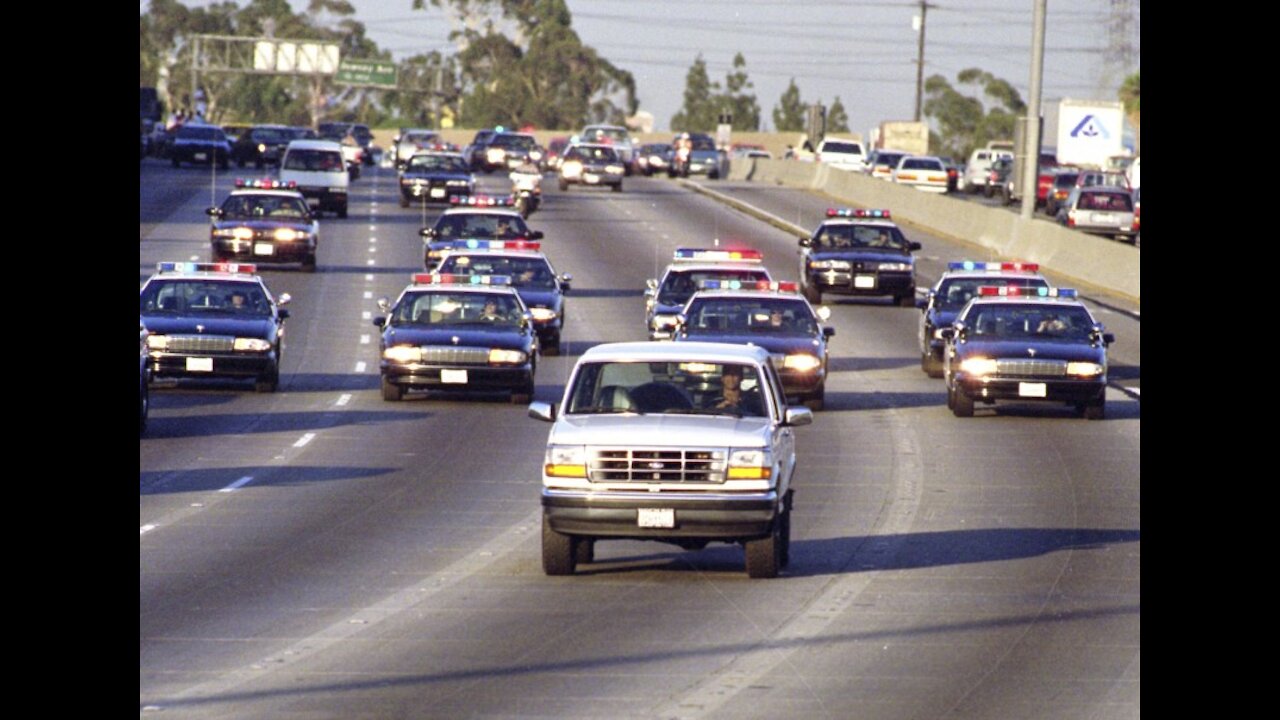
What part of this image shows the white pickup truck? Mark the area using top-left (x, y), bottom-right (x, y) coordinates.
top-left (529, 342), bottom-right (813, 578)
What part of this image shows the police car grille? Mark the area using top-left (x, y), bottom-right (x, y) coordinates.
top-left (589, 448), bottom-right (725, 483)
top-left (167, 335), bottom-right (235, 353)
top-left (995, 359), bottom-right (1068, 377)
top-left (419, 346), bottom-right (490, 365)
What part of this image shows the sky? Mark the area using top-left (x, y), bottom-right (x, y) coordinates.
top-left (145, 1), bottom-right (1140, 137)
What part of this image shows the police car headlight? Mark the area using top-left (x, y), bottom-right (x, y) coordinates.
top-left (146, 335), bottom-right (168, 350)
top-left (562, 161), bottom-right (583, 178)
top-left (213, 227), bottom-right (255, 240)
top-left (810, 260), bottom-right (851, 270)
top-left (652, 314), bottom-right (678, 329)
top-left (728, 449), bottom-right (772, 480)
top-left (489, 348), bottom-right (528, 364)
top-left (447, 180), bottom-right (470, 187)
top-left (877, 262), bottom-right (912, 271)
top-left (273, 228), bottom-right (301, 242)
top-left (384, 345), bottom-right (422, 363)
top-left (234, 338), bottom-right (272, 352)
top-left (257, 143), bottom-right (266, 153)
top-left (529, 307), bottom-right (558, 322)
top-left (529, 150), bottom-right (543, 161)
top-left (783, 354), bottom-right (822, 372)
top-left (1067, 361), bottom-right (1104, 377)
top-left (545, 445), bottom-right (587, 478)
top-left (959, 357), bottom-right (998, 376)
top-left (487, 148), bottom-right (505, 162)
top-left (606, 164), bottom-right (625, 175)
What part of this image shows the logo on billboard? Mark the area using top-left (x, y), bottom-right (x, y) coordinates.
top-left (1070, 115), bottom-right (1112, 140)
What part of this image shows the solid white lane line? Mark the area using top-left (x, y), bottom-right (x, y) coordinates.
top-left (218, 476), bottom-right (255, 493)
top-left (292, 433), bottom-right (316, 448)
top-left (355, 361), bottom-right (367, 373)
top-left (335, 394), bottom-right (352, 406)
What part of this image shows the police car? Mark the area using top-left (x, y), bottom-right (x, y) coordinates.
top-left (433, 241), bottom-right (572, 355)
top-left (207, 179), bottom-right (319, 271)
top-left (139, 262), bottom-right (291, 393)
top-left (398, 152), bottom-right (475, 207)
top-left (419, 196), bottom-right (544, 270)
top-left (798, 208), bottom-right (922, 306)
top-left (373, 274), bottom-right (538, 403)
top-left (941, 287), bottom-right (1114, 419)
top-left (673, 280), bottom-right (834, 410)
top-left (644, 248), bottom-right (772, 340)
top-left (917, 261), bottom-right (1049, 378)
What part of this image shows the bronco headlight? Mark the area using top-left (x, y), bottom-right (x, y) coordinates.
top-left (959, 357), bottom-right (998, 377)
top-left (1067, 361), bottom-right (1105, 377)
top-left (234, 338), bottom-right (272, 352)
top-left (489, 348), bottom-right (528, 365)
top-left (877, 262), bottom-right (912, 271)
top-left (783, 354), bottom-right (822, 372)
top-left (383, 345), bottom-right (422, 363)
top-left (545, 445), bottom-right (587, 478)
top-left (529, 307), bottom-right (558, 322)
top-left (727, 448), bottom-right (772, 480)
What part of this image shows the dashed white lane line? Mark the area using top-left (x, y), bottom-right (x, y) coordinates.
top-left (335, 394), bottom-right (352, 407)
top-left (362, 311), bottom-right (371, 320)
top-left (218, 476), bottom-right (255, 493)
top-left (363, 291), bottom-right (373, 299)
top-left (369, 225), bottom-right (377, 231)
top-left (369, 237), bottom-right (377, 244)
top-left (355, 361), bottom-right (367, 373)
top-left (367, 259), bottom-right (376, 266)
top-left (140, 524), bottom-right (157, 536)
top-left (189, 254), bottom-right (199, 261)
top-left (360, 334), bottom-right (371, 345)
top-left (292, 433), bottom-right (316, 448)
top-left (369, 247), bottom-right (377, 253)
top-left (1129, 388), bottom-right (1140, 397)
top-left (365, 274), bottom-right (373, 282)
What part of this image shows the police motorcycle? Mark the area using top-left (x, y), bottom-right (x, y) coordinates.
top-left (509, 161), bottom-right (543, 218)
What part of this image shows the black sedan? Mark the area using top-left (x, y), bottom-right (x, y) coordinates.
top-left (374, 276), bottom-right (537, 403)
top-left (139, 262), bottom-right (291, 393)
top-left (170, 124), bottom-right (231, 169)
top-left (941, 288), bottom-right (1113, 419)
top-left (398, 152), bottom-right (475, 207)
top-left (206, 184), bottom-right (319, 271)
top-left (231, 124), bottom-right (294, 168)
top-left (798, 209), bottom-right (921, 306)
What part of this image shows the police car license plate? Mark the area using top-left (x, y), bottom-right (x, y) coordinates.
top-left (194, 152), bottom-right (207, 161)
top-left (430, 187), bottom-right (446, 198)
top-left (1018, 382), bottom-right (1047, 397)
top-left (254, 243), bottom-right (274, 256)
top-left (187, 357), bottom-right (213, 372)
top-left (584, 173), bottom-right (600, 183)
top-left (441, 369), bottom-right (467, 384)
top-left (637, 508), bottom-right (674, 528)
top-left (854, 275), bottom-right (876, 289)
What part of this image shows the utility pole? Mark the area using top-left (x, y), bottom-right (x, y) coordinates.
top-left (1020, 0), bottom-right (1047, 219)
top-left (913, 1), bottom-right (932, 121)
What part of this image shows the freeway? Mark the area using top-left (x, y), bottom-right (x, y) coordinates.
top-left (141, 158), bottom-right (1140, 719)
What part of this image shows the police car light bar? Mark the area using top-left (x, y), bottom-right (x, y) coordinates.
top-left (697, 279), bottom-right (798, 293)
top-left (443, 240), bottom-right (541, 251)
top-left (977, 286), bottom-right (1076, 298)
top-left (948, 261), bottom-right (1040, 272)
top-left (411, 273), bottom-right (513, 286)
top-left (449, 195), bottom-right (514, 207)
top-left (157, 261), bottom-right (257, 275)
top-left (234, 178), bottom-right (297, 189)
top-left (826, 208), bottom-right (891, 219)
top-left (673, 247), bottom-right (764, 263)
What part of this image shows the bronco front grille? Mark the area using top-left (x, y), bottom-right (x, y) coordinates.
top-left (589, 448), bottom-right (726, 483)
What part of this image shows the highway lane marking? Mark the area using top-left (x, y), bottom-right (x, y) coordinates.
top-left (363, 291), bottom-right (373, 299)
top-left (370, 225), bottom-right (377, 231)
top-left (218, 476), bottom-right (255, 493)
top-left (189, 255), bottom-right (199, 261)
top-left (360, 335), bottom-right (371, 345)
top-left (368, 247), bottom-right (377, 253)
top-left (362, 311), bottom-right (371, 320)
top-left (335, 394), bottom-right (352, 407)
top-left (367, 259), bottom-right (376, 266)
top-left (140, 524), bottom-right (157, 536)
top-left (355, 361), bottom-right (367, 373)
top-left (292, 433), bottom-right (316, 448)
top-left (369, 237), bottom-right (377, 244)
top-left (365, 274), bottom-right (373, 282)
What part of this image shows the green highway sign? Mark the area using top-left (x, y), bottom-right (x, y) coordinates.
top-left (336, 60), bottom-right (397, 89)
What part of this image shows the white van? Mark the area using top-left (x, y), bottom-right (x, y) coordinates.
top-left (279, 139), bottom-right (349, 218)
top-left (962, 148), bottom-right (1012, 193)
top-left (816, 138), bottom-right (866, 171)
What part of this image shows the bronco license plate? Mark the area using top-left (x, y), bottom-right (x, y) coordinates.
top-left (637, 508), bottom-right (674, 528)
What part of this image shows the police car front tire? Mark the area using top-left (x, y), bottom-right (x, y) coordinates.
top-left (951, 389), bottom-right (974, 417)
top-left (255, 367), bottom-right (279, 393)
top-left (1082, 396), bottom-right (1105, 420)
top-left (381, 376), bottom-right (404, 401)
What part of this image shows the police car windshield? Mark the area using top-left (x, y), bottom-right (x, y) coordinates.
top-left (433, 214), bottom-right (529, 239)
top-left (437, 256), bottom-right (556, 289)
top-left (408, 154), bottom-right (468, 173)
top-left (814, 224), bottom-right (909, 251)
top-left (963, 304), bottom-right (1095, 341)
top-left (393, 291), bottom-right (521, 328)
top-left (686, 299), bottom-right (817, 335)
top-left (140, 280), bottom-right (271, 317)
top-left (936, 277), bottom-right (1048, 310)
top-left (567, 361), bottom-right (766, 417)
top-left (657, 270), bottom-right (770, 305)
top-left (222, 194), bottom-right (310, 220)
